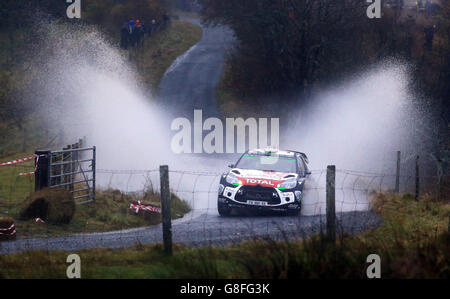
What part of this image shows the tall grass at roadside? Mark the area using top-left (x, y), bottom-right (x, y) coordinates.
top-left (1, 192), bottom-right (448, 278)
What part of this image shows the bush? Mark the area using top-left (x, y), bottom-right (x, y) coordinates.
top-left (19, 188), bottom-right (75, 224)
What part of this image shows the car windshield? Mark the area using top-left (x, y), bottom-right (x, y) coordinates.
top-left (235, 155), bottom-right (297, 173)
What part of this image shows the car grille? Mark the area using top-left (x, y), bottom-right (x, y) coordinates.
top-left (234, 185), bottom-right (281, 205)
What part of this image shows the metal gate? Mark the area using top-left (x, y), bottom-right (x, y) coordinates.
top-left (35, 146), bottom-right (96, 204)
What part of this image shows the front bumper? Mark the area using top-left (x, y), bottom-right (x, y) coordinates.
top-left (218, 184), bottom-right (302, 211)
top-left (218, 196), bottom-right (301, 212)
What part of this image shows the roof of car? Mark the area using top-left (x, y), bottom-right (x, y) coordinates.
top-left (247, 148), bottom-right (297, 157)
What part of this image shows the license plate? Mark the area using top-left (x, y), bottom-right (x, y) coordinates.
top-left (247, 200), bottom-right (268, 206)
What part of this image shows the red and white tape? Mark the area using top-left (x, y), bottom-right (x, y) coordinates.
top-left (0, 223), bottom-right (16, 236)
top-left (0, 223), bottom-right (15, 231)
top-left (130, 201), bottom-right (161, 214)
top-left (0, 156), bottom-right (35, 166)
top-left (0, 229), bottom-right (16, 236)
top-left (0, 154), bottom-right (46, 176)
top-left (19, 155), bottom-right (40, 176)
top-left (18, 171), bottom-right (35, 176)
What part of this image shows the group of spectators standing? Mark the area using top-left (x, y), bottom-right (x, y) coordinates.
top-left (120, 13), bottom-right (170, 50)
top-left (415, 0), bottom-right (439, 50)
top-left (416, 0), bottom-right (433, 13)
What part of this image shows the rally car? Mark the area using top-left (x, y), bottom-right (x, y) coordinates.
top-left (217, 148), bottom-right (311, 216)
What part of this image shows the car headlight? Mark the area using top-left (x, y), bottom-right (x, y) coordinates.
top-left (218, 184), bottom-right (225, 195)
top-left (278, 179), bottom-right (297, 189)
top-left (226, 173), bottom-right (240, 185)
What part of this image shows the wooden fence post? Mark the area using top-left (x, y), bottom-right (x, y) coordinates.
top-left (92, 146), bottom-right (96, 202)
top-left (35, 150), bottom-right (51, 191)
top-left (395, 151), bottom-right (401, 193)
top-left (326, 165), bottom-right (336, 244)
top-left (62, 144), bottom-right (71, 189)
top-left (415, 155), bottom-right (420, 201)
top-left (447, 214), bottom-right (450, 242)
top-left (436, 158), bottom-right (443, 201)
top-left (160, 165), bottom-right (172, 256)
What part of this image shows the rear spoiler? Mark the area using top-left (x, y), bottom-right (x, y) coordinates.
top-left (288, 150), bottom-right (309, 164)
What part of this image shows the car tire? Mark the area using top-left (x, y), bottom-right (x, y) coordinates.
top-left (218, 202), bottom-right (231, 216)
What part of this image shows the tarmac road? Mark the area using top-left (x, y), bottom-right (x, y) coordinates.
top-left (0, 210), bottom-right (381, 255)
top-left (158, 17), bottom-right (235, 119)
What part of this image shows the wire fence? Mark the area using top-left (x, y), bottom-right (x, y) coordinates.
top-left (0, 159), bottom-right (448, 255)
top-left (0, 146), bottom-right (449, 255)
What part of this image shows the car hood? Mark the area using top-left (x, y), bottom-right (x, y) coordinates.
top-left (230, 168), bottom-right (298, 188)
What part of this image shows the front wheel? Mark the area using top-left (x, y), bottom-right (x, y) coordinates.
top-left (218, 202), bottom-right (231, 216)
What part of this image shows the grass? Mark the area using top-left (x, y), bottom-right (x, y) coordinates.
top-left (216, 64), bottom-right (244, 118)
top-left (0, 187), bottom-right (190, 239)
top-left (171, 9), bottom-right (201, 19)
top-left (0, 117), bottom-right (60, 158)
top-left (215, 63), bottom-right (283, 119)
top-left (215, 61), bottom-right (258, 119)
top-left (0, 192), bottom-right (448, 278)
top-left (129, 19), bottom-right (202, 93)
top-left (367, 192), bottom-right (449, 245)
top-left (0, 153), bottom-right (35, 212)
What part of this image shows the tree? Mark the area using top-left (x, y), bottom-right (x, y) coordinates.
top-left (199, 0), bottom-right (396, 98)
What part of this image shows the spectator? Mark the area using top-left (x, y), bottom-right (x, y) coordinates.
top-left (425, 0), bottom-right (431, 16)
top-left (128, 19), bottom-right (136, 48)
top-left (148, 19), bottom-right (157, 37)
top-left (135, 19), bottom-right (144, 48)
top-left (416, 0), bottom-right (422, 12)
top-left (163, 12), bottom-right (170, 28)
top-left (424, 25), bottom-right (436, 50)
top-left (120, 21), bottom-right (129, 50)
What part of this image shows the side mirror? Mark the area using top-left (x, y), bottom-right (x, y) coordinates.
top-left (228, 164), bottom-right (235, 168)
top-left (305, 170), bottom-right (312, 175)
top-left (299, 152), bottom-right (309, 164)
